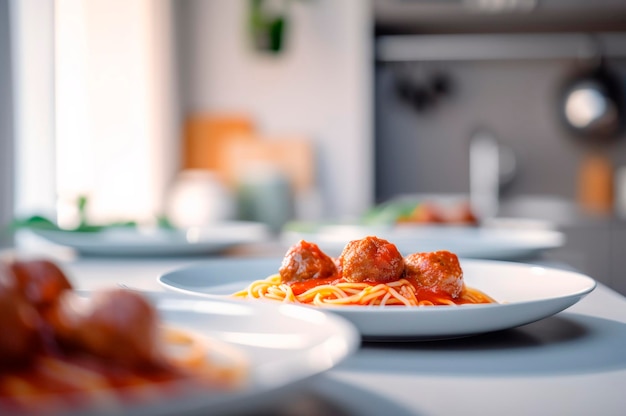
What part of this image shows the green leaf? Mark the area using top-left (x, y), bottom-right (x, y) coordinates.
top-left (9, 215), bottom-right (60, 231)
top-left (156, 215), bottom-right (174, 230)
top-left (361, 201), bottom-right (418, 225)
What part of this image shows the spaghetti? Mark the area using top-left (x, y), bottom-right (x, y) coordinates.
top-left (233, 236), bottom-right (496, 307)
top-left (233, 274), bottom-right (495, 307)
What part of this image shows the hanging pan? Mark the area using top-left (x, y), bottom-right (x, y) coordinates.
top-left (558, 37), bottom-right (624, 142)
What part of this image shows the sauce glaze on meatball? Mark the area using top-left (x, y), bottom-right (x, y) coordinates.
top-left (339, 236), bottom-right (404, 283)
top-left (0, 264), bottom-right (41, 369)
top-left (404, 250), bottom-right (464, 298)
top-left (9, 258), bottom-right (73, 312)
top-left (279, 240), bottom-right (338, 283)
top-left (53, 289), bottom-right (165, 369)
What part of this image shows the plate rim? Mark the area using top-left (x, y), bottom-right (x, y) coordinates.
top-left (10, 294), bottom-right (360, 416)
top-left (157, 258), bottom-right (597, 339)
top-left (149, 295), bottom-right (361, 414)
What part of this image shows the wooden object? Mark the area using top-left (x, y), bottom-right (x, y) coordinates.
top-left (577, 153), bottom-right (614, 215)
top-left (218, 136), bottom-right (315, 193)
top-left (182, 114), bottom-right (255, 176)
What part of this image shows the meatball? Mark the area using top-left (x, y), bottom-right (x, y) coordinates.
top-left (53, 289), bottom-right (165, 369)
top-left (0, 265), bottom-right (40, 369)
top-left (279, 240), bottom-right (338, 283)
top-left (447, 201), bottom-right (478, 225)
top-left (405, 202), bottom-right (445, 223)
top-left (339, 236), bottom-right (404, 283)
top-left (8, 258), bottom-right (73, 312)
top-left (404, 250), bottom-right (464, 298)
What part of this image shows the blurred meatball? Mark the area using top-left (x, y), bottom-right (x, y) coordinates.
top-left (279, 240), bottom-right (338, 283)
top-left (0, 264), bottom-right (40, 369)
top-left (447, 201), bottom-right (478, 225)
top-left (339, 236), bottom-right (404, 283)
top-left (8, 258), bottom-right (73, 312)
top-left (404, 250), bottom-right (464, 298)
top-left (53, 289), bottom-right (165, 369)
top-left (404, 202), bottom-right (446, 223)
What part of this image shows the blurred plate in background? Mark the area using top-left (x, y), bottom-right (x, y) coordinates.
top-left (281, 224), bottom-right (564, 260)
top-left (1, 294), bottom-right (359, 416)
top-left (30, 221), bottom-right (271, 257)
top-left (144, 295), bottom-right (359, 415)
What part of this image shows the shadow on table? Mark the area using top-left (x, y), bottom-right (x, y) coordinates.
top-left (346, 312), bottom-right (626, 376)
top-left (227, 374), bottom-right (419, 416)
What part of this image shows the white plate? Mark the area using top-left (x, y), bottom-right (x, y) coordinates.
top-left (17, 295), bottom-right (359, 416)
top-left (281, 224), bottom-right (565, 260)
top-left (30, 221), bottom-right (271, 256)
top-left (158, 258), bottom-right (596, 340)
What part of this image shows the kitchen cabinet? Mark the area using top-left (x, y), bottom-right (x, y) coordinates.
top-left (497, 195), bottom-right (625, 296)
top-left (610, 226), bottom-right (626, 296)
top-left (544, 219), bottom-right (626, 296)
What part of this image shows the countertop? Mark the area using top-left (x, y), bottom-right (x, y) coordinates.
top-left (50, 252), bottom-right (626, 416)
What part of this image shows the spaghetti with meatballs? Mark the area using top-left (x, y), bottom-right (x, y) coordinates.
top-left (233, 236), bottom-right (495, 307)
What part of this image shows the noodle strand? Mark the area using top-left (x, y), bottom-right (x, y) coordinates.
top-left (233, 274), bottom-right (495, 307)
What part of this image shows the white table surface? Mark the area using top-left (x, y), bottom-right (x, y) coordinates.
top-left (46, 251), bottom-right (626, 416)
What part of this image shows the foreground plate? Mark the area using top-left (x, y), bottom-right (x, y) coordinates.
top-left (281, 224), bottom-right (564, 260)
top-left (29, 295), bottom-right (358, 416)
top-left (158, 258), bottom-right (596, 340)
top-left (31, 221), bottom-right (271, 256)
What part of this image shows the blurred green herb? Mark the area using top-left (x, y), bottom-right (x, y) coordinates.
top-left (282, 220), bottom-right (324, 233)
top-left (361, 201), bottom-right (418, 226)
top-left (249, 0), bottom-right (287, 54)
top-left (10, 215), bottom-right (59, 231)
top-left (156, 215), bottom-right (175, 230)
top-left (9, 195), bottom-right (169, 233)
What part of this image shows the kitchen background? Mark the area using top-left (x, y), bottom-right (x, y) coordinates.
top-left (373, 0), bottom-right (626, 295)
top-left (2, 0), bottom-right (626, 294)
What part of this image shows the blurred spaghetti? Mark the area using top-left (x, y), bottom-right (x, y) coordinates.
top-left (0, 257), bottom-right (247, 413)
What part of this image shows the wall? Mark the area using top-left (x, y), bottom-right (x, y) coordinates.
top-left (9, 0), bottom-right (56, 219)
top-left (0, 0), bottom-right (13, 247)
top-left (375, 44), bottom-right (626, 204)
top-left (173, 0), bottom-right (373, 219)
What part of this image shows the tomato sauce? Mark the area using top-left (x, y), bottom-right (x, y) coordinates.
top-left (287, 275), bottom-right (345, 295)
top-left (408, 282), bottom-right (454, 304)
top-left (0, 351), bottom-right (201, 414)
top-left (287, 276), bottom-right (485, 306)
top-left (0, 354), bottom-right (185, 395)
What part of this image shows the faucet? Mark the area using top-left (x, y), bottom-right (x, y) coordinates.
top-left (469, 129), bottom-right (501, 220)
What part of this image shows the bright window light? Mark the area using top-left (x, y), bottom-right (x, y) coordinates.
top-left (54, 0), bottom-right (178, 227)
